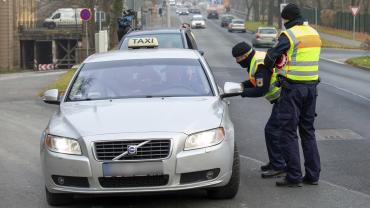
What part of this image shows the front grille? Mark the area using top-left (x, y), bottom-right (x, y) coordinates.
top-left (94, 140), bottom-right (171, 161)
top-left (99, 175), bottom-right (169, 188)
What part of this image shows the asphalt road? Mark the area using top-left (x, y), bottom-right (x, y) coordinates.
top-left (1, 10), bottom-right (370, 208)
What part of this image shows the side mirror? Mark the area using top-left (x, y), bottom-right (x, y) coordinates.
top-left (43, 89), bottom-right (60, 105)
top-left (198, 50), bottom-right (205, 56)
top-left (220, 82), bottom-right (243, 99)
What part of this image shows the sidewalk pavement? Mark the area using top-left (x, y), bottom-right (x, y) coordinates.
top-left (319, 32), bottom-right (363, 47)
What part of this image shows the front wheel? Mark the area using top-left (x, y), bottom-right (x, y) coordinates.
top-left (48, 22), bottom-right (56, 29)
top-left (45, 187), bottom-right (74, 206)
top-left (207, 144), bottom-right (240, 199)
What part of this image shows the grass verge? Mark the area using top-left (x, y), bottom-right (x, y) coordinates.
top-left (313, 25), bottom-right (370, 43)
top-left (321, 38), bottom-right (361, 49)
top-left (39, 69), bottom-right (76, 96)
top-left (244, 21), bottom-right (277, 33)
top-left (346, 56), bottom-right (370, 70)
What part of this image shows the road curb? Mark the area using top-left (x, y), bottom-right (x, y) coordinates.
top-left (321, 57), bottom-right (370, 72)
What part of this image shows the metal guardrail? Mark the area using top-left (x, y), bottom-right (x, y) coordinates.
top-left (230, 9), bottom-right (247, 19)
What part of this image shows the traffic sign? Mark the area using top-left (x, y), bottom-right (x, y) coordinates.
top-left (350, 7), bottom-right (359, 16)
top-left (80, 8), bottom-right (92, 21)
top-left (350, 6), bottom-right (360, 40)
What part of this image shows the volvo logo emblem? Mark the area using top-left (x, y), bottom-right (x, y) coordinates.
top-left (127, 145), bottom-right (138, 155)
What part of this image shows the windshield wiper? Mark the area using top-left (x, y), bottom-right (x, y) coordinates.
top-left (67, 98), bottom-right (94, 102)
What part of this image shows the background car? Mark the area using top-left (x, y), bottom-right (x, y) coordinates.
top-left (191, 15), bottom-right (206, 29)
top-left (220, 14), bottom-right (234, 27)
top-left (189, 8), bottom-right (201, 14)
top-left (207, 10), bottom-right (219, 19)
top-left (41, 47), bottom-right (240, 206)
top-left (178, 7), bottom-right (189, 15)
top-left (228, 19), bottom-right (246, 33)
top-left (169, 0), bottom-right (176, 6)
top-left (118, 29), bottom-right (200, 51)
top-left (252, 27), bottom-right (278, 48)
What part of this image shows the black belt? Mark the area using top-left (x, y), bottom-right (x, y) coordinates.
top-left (278, 76), bottom-right (320, 85)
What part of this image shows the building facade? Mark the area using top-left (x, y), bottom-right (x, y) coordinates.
top-left (0, 0), bottom-right (36, 71)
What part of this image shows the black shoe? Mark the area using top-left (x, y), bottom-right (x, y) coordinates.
top-left (261, 169), bottom-right (286, 178)
top-left (303, 177), bottom-right (319, 185)
top-left (260, 163), bottom-right (272, 172)
top-left (276, 178), bottom-right (303, 187)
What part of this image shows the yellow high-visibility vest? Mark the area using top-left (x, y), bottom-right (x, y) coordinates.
top-left (249, 51), bottom-right (281, 102)
top-left (279, 24), bottom-right (321, 81)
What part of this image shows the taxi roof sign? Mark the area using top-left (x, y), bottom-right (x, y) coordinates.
top-left (128, 37), bottom-right (159, 49)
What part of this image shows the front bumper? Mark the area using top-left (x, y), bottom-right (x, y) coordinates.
top-left (192, 24), bottom-right (206, 28)
top-left (230, 27), bottom-right (246, 31)
top-left (41, 132), bottom-right (234, 194)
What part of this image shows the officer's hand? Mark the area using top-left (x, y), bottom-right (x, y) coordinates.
top-left (241, 80), bottom-right (249, 88)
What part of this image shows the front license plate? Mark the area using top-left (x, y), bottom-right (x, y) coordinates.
top-left (103, 162), bottom-right (164, 177)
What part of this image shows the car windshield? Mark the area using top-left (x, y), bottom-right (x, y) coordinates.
top-left (120, 34), bottom-right (184, 49)
top-left (233, 20), bottom-right (244, 24)
top-left (66, 59), bottom-right (213, 101)
top-left (259, 29), bottom-right (277, 34)
top-left (192, 17), bottom-right (203, 21)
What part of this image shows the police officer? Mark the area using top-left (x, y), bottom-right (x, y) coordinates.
top-left (232, 42), bottom-right (286, 178)
top-left (264, 3), bottom-right (321, 187)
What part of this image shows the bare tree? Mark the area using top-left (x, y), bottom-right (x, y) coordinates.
top-left (245, 0), bottom-right (254, 21)
top-left (267, 0), bottom-right (274, 25)
top-left (253, 0), bottom-right (260, 21)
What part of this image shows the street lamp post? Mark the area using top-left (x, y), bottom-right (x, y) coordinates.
top-left (167, 0), bottom-right (171, 28)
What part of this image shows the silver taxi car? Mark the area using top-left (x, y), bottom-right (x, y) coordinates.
top-left (252, 27), bottom-right (278, 48)
top-left (41, 38), bottom-right (240, 206)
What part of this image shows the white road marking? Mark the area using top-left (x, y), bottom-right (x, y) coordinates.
top-left (321, 82), bottom-right (370, 102)
top-left (239, 154), bottom-right (370, 199)
top-left (0, 71), bottom-right (65, 81)
top-left (320, 57), bottom-right (345, 65)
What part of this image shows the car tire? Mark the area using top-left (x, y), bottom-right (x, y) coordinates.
top-left (48, 22), bottom-right (56, 29)
top-left (45, 187), bottom-right (74, 206)
top-left (206, 144), bottom-right (240, 199)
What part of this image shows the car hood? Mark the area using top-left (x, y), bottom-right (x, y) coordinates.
top-left (48, 97), bottom-right (224, 138)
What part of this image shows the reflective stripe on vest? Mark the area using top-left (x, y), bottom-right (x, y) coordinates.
top-left (279, 25), bottom-right (321, 81)
top-left (265, 71), bottom-right (281, 102)
top-left (249, 52), bottom-right (281, 102)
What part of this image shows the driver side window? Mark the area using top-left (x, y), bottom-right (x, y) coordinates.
top-left (52, 13), bottom-right (61, 19)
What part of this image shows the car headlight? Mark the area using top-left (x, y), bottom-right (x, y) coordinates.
top-left (184, 128), bottom-right (225, 151)
top-left (45, 135), bottom-right (82, 155)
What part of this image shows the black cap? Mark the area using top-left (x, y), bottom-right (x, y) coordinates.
top-left (281, 3), bottom-right (301, 20)
top-left (232, 42), bottom-right (253, 58)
